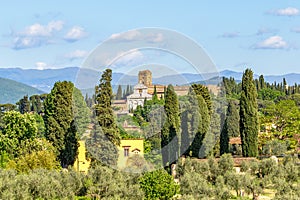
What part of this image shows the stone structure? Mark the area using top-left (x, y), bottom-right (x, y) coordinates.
top-left (127, 83), bottom-right (152, 110)
top-left (138, 70), bottom-right (152, 86)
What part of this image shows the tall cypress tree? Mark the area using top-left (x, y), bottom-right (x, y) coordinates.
top-left (116, 85), bottom-right (122, 100)
top-left (240, 69), bottom-right (259, 157)
top-left (220, 100), bottom-right (239, 155)
top-left (189, 94), bottom-right (210, 158)
top-left (95, 69), bottom-right (120, 146)
top-left (152, 85), bottom-right (158, 102)
top-left (43, 81), bottom-right (79, 167)
top-left (161, 84), bottom-right (180, 166)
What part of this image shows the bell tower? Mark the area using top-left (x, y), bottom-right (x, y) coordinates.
top-left (138, 70), bottom-right (152, 86)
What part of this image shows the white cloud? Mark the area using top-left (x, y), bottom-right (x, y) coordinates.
top-left (12, 20), bottom-right (64, 50)
top-left (269, 7), bottom-right (299, 16)
top-left (254, 36), bottom-right (289, 49)
top-left (109, 30), bottom-right (164, 43)
top-left (64, 26), bottom-right (87, 42)
top-left (221, 32), bottom-right (240, 38)
top-left (64, 50), bottom-right (88, 61)
top-left (110, 30), bottom-right (141, 41)
top-left (35, 62), bottom-right (48, 70)
top-left (20, 20), bottom-right (64, 37)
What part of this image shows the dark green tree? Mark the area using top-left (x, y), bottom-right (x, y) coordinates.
top-left (116, 85), bottom-right (122, 100)
top-left (259, 75), bottom-right (266, 89)
top-left (17, 95), bottom-right (30, 114)
top-left (43, 81), bottom-right (79, 167)
top-left (161, 85), bottom-right (180, 166)
top-left (95, 69), bottom-right (120, 146)
top-left (220, 100), bottom-right (240, 155)
top-left (191, 84), bottom-right (212, 113)
top-left (29, 95), bottom-right (42, 113)
top-left (240, 69), bottom-right (259, 157)
top-left (189, 94), bottom-right (210, 158)
top-left (152, 85), bottom-right (158, 102)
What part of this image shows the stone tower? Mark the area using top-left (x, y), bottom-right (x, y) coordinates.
top-left (138, 70), bottom-right (152, 86)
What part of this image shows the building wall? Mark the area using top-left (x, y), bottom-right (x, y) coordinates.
top-left (118, 139), bottom-right (144, 169)
top-left (74, 141), bottom-right (90, 173)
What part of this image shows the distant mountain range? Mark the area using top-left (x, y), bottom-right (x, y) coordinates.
top-left (1, 67), bottom-right (300, 94)
top-left (0, 77), bottom-right (44, 104)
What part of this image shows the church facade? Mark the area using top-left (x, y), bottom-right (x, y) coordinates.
top-left (126, 82), bottom-right (152, 110)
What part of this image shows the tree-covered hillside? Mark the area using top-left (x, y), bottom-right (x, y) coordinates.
top-left (0, 78), bottom-right (44, 104)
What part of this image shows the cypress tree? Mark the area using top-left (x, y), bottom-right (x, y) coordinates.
top-left (259, 75), bottom-right (266, 89)
top-left (240, 69), bottom-right (259, 157)
top-left (43, 81), bottom-right (79, 167)
top-left (226, 100), bottom-right (240, 137)
top-left (116, 85), bottom-right (122, 100)
top-left (220, 100), bottom-right (239, 155)
top-left (161, 84), bottom-right (180, 166)
top-left (152, 85), bottom-right (158, 102)
top-left (189, 94), bottom-right (210, 158)
top-left (191, 84), bottom-right (212, 113)
top-left (95, 69), bottom-right (120, 146)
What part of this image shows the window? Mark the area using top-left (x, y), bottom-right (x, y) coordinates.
top-left (124, 147), bottom-right (129, 157)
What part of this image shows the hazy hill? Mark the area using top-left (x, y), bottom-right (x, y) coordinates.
top-left (0, 77), bottom-right (44, 104)
top-left (0, 67), bottom-right (300, 93)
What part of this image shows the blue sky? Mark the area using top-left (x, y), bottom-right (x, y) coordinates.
top-left (0, 1), bottom-right (300, 75)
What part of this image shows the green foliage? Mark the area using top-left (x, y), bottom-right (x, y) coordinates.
top-left (86, 164), bottom-right (144, 199)
top-left (6, 150), bottom-right (60, 173)
top-left (29, 94), bottom-right (42, 113)
top-left (0, 111), bottom-right (38, 158)
top-left (139, 169), bottom-right (179, 200)
top-left (86, 123), bottom-right (119, 167)
top-left (161, 84), bottom-right (180, 166)
top-left (189, 94), bottom-right (210, 158)
top-left (240, 68), bottom-right (259, 157)
top-left (258, 88), bottom-right (284, 100)
top-left (17, 95), bottom-right (30, 114)
top-left (0, 169), bottom-right (86, 199)
top-left (73, 87), bottom-right (91, 137)
top-left (43, 81), bottom-right (79, 167)
top-left (220, 100), bottom-right (239, 155)
top-left (95, 69), bottom-right (120, 146)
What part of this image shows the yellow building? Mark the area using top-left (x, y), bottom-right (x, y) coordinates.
top-left (118, 139), bottom-right (144, 169)
top-left (74, 141), bottom-right (91, 173)
top-left (74, 139), bottom-right (144, 172)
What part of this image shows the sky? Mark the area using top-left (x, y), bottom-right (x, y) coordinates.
top-left (0, 1), bottom-right (300, 75)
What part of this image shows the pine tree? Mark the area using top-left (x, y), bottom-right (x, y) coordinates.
top-left (116, 85), bottom-right (122, 100)
top-left (43, 81), bottom-right (79, 167)
top-left (240, 69), bottom-right (259, 157)
top-left (95, 69), bottom-right (120, 146)
top-left (161, 84), bottom-right (180, 166)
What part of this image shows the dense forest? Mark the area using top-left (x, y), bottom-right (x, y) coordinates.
top-left (0, 68), bottom-right (299, 199)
